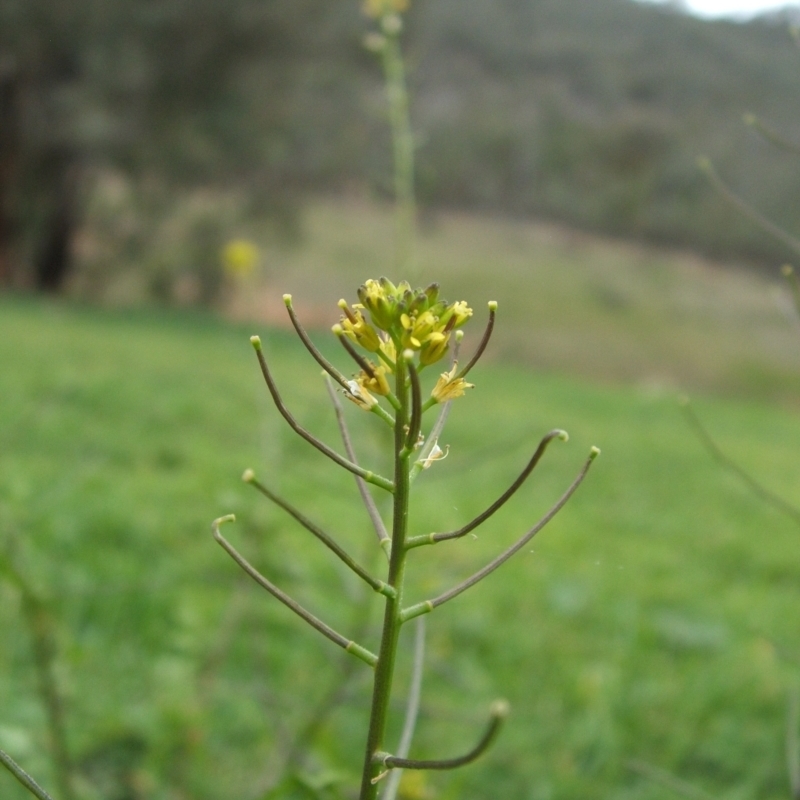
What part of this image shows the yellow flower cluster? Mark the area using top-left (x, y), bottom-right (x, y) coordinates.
top-left (335, 279), bottom-right (474, 410)
top-left (363, 0), bottom-right (409, 18)
top-left (339, 278), bottom-right (472, 370)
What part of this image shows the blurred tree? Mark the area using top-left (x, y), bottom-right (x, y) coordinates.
top-left (0, 0), bottom-right (331, 294)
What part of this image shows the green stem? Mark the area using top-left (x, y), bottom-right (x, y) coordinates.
top-left (358, 358), bottom-right (411, 798)
top-left (3, 542), bottom-right (76, 800)
top-left (0, 747), bottom-right (56, 800)
top-left (382, 30), bottom-right (415, 275)
top-left (22, 595), bottom-right (76, 800)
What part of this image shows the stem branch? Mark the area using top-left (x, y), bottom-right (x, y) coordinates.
top-left (404, 448), bottom-right (599, 617)
top-left (213, 516), bottom-right (378, 667)
top-left (250, 336), bottom-right (393, 492)
top-left (325, 377), bottom-right (391, 551)
top-left (243, 472), bottom-right (394, 597)
top-left (406, 429), bottom-right (568, 548)
top-left (0, 748), bottom-right (56, 800)
top-left (375, 700), bottom-right (508, 772)
top-left (283, 294), bottom-right (350, 390)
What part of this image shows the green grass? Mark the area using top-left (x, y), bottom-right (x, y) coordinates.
top-left (1, 295), bottom-right (799, 800)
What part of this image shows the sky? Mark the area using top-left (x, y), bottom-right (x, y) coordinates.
top-left (640, 0), bottom-right (800, 18)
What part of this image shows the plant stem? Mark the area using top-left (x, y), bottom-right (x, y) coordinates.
top-left (3, 537), bottom-right (76, 800)
top-left (0, 747), bottom-right (56, 800)
top-left (382, 616), bottom-right (426, 800)
top-left (359, 358), bottom-right (411, 798)
top-left (22, 594), bottom-right (76, 800)
top-left (382, 31), bottom-right (415, 275)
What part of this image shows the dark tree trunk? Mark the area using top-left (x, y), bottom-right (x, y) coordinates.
top-left (0, 56), bottom-right (19, 287)
top-left (34, 153), bottom-right (81, 294)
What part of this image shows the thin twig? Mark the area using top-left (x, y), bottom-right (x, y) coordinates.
top-left (283, 295), bottom-right (350, 390)
top-left (279, 576), bottom-right (377, 781)
top-left (212, 516), bottom-right (378, 667)
top-left (414, 402), bottom-right (450, 471)
top-left (788, 683), bottom-right (800, 800)
top-left (250, 336), bottom-right (394, 493)
top-left (382, 617), bottom-right (426, 800)
top-left (409, 351), bottom-right (456, 483)
top-left (0, 747), bottom-right (57, 800)
top-left (2, 536), bottom-right (76, 800)
top-left (782, 265), bottom-right (800, 321)
top-left (626, 759), bottom-right (718, 800)
top-left (335, 328), bottom-right (377, 378)
top-left (242, 471), bottom-right (393, 597)
top-left (698, 157), bottom-right (800, 259)
top-left (380, 22), bottom-right (416, 273)
top-left (402, 448), bottom-right (599, 620)
top-left (325, 377), bottom-right (391, 549)
top-left (457, 302), bottom-right (496, 380)
top-left (406, 429), bottom-right (569, 548)
top-left (744, 113), bottom-right (800, 158)
top-left (679, 398), bottom-right (800, 527)
top-left (196, 576), bottom-right (249, 697)
top-left (374, 700), bottom-right (508, 774)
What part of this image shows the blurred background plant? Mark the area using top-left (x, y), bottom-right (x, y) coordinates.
top-left (625, 31), bottom-right (800, 796)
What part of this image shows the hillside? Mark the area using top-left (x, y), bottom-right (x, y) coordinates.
top-left (272, 0), bottom-right (800, 266)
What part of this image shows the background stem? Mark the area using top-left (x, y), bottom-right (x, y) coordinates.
top-left (382, 31), bottom-right (416, 275)
top-left (2, 535), bottom-right (76, 800)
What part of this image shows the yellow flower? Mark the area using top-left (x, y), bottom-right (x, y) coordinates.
top-left (431, 364), bottom-right (474, 403)
top-left (439, 300), bottom-right (473, 330)
top-left (400, 310), bottom-right (437, 349)
top-left (339, 301), bottom-right (381, 352)
top-left (221, 239), bottom-right (258, 277)
top-left (348, 279), bottom-right (472, 367)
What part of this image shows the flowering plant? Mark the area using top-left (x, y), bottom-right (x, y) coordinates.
top-left (211, 278), bottom-right (599, 799)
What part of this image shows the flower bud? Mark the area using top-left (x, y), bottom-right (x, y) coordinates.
top-left (419, 331), bottom-right (450, 366)
top-left (358, 364), bottom-right (391, 396)
top-left (340, 303), bottom-right (382, 352)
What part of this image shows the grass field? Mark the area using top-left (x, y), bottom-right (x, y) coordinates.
top-left (1, 265), bottom-right (799, 798)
